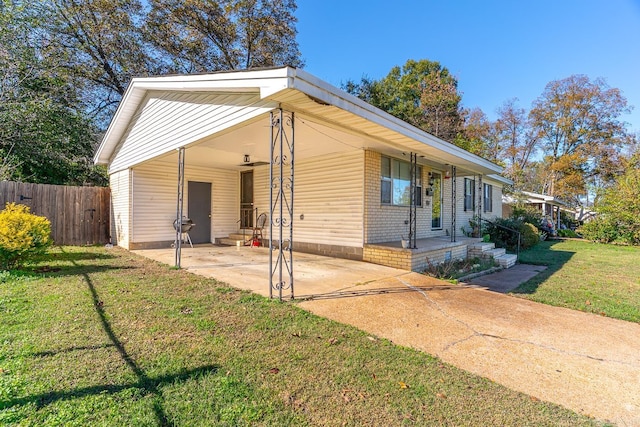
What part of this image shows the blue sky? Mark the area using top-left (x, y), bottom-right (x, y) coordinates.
top-left (296, 0), bottom-right (640, 133)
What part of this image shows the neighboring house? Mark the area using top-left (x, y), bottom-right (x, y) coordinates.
top-left (502, 191), bottom-right (570, 229)
top-left (95, 67), bottom-right (509, 274)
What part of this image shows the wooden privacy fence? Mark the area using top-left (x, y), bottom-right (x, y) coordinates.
top-left (0, 181), bottom-right (110, 246)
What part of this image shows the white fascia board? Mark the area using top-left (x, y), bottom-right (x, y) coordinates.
top-left (288, 69), bottom-right (503, 175)
top-left (486, 174), bottom-right (513, 186)
top-left (95, 68), bottom-right (292, 165)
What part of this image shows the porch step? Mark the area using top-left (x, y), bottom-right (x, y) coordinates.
top-left (485, 248), bottom-right (506, 259)
top-left (495, 253), bottom-right (518, 268)
top-left (216, 237), bottom-right (246, 246)
top-left (468, 242), bottom-right (516, 269)
top-left (228, 232), bottom-right (252, 241)
top-left (468, 242), bottom-right (495, 258)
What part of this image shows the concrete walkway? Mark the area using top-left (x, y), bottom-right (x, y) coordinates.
top-left (135, 246), bottom-right (640, 425)
top-left (465, 264), bottom-right (548, 293)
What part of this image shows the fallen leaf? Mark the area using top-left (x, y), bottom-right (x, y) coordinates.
top-left (328, 338), bottom-right (338, 345)
top-left (600, 312), bottom-right (607, 317)
top-left (292, 332), bottom-right (301, 337)
top-left (530, 396), bottom-right (539, 402)
top-left (367, 336), bottom-right (376, 342)
top-left (372, 373), bottom-right (377, 380)
top-left (585, 300), bottom-right (591, 306)
top-left (398, 381), bottom-right (409, 389)
top-left (436, 392), bottom-right (446, 399)
top-left (268, 367), bottom-right (280, 374)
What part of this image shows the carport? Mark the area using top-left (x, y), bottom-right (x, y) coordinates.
top-left (95, 67), bottom-right (507, 300)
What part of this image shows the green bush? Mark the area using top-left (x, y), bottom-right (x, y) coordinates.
top-left (511, 205), bottom-right (543, 227)
top-left (558, 229), bottom-right (580, 238)
top-left (0, 203), bottom-right (52, 270)
top-left (485, 218), bottom-right (540, 251)
top-left (578, 217), bottom-right (620, 244)
top-left (521, 222), bottom-right (540, 248)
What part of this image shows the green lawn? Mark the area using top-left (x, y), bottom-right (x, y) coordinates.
top-left (514, 239), bottom-right (640, 323)
top-left (0, 247), bottom-right (601, 426)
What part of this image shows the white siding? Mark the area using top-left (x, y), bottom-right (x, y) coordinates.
top-left (109, 92), bottom-right (275, 173)
top-left (130, 161), bottom-right (237, 244)
top-left (253, 150), bottom-right (365, 247)
top-left (109, 169), bottom-right (131, 249)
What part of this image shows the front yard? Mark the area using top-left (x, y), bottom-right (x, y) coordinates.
top-left (514, 239), bottom-right (640, 323)
top-left (0, 246), bottom-right (597, 426)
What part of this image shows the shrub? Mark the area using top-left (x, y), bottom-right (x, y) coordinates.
top-left (521, 222), bottom-right (540, 248)
top-left (485, 217), bottom-right (540, 251)
top-left (578, 217), bottom-right (620, 244)
top-left (511, 205), bottom-right (543, 227)
top-left (0, 203), bottom-right (52, 270)
top-left (558, 229), bottom-right (580, 238)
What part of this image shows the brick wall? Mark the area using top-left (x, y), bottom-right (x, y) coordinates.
top-left (364, 150), bottom-right (449, 244)
top-left (363, 243), bottom-right (469, 271)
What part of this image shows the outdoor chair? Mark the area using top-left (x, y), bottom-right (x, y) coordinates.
top-left (250, 213), bottom-right (268, 247)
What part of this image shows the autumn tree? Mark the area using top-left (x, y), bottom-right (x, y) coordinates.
top-left (493, 98), bottom-right (539, 188)
top-left (144, 0), bottom-right (303, 73)
top-left (529, 75), bottom-right (631, 202)
top-left (459, 108), bottom-right (501, 162)
top-left (345, 59), bottom-right (464, 143)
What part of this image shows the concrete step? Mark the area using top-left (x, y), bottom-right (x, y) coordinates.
top-left (495, 253), bottom-right (517, 268)
top-left (217, 237), bottom-right (248, 246)
top-left (468, 242), bottom-right (496, 258)
top-left (228, 232), bottom-right (253, 240)
top-left (485, 248), bottom-right (506, 259)
top-left (468, 242), bottom-right (495, 254)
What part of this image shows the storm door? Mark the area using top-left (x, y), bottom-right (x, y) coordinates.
top-left (240, 171), bottom-right (254, 228)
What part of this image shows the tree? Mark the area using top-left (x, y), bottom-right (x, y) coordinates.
top-left (459, 107), bottom-right (500, 162)
top-left (144, 0), bottom-right (303, 73)
top-left (0, 1), bottom-right (107, 185)
top-left (345, 59), bottom-right (464, 143)
top-left (35, 0), bottom-right (160, 123)
top-left (580, 166), bottom-right (640, 245)
top-left (529, 75), bottom-right (631, 202)
top-left (493, 98), bottom-right (538, 188)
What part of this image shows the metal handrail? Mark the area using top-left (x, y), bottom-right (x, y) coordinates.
top-left (479, 217), bottom-right (521, 262)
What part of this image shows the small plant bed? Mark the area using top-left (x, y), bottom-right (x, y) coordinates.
top-left (0, 246), bottom-right (597, 425)
top-left (423, 257), bottom-right (498, 282)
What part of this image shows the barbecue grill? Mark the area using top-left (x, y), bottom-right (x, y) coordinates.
top-left (173, 217), bottom-right (194, 232)
top-left (172, 217), bottom-right (195, 248)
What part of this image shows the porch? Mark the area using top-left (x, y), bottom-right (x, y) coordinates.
top-left (363, 235), bottom-right (483, 271)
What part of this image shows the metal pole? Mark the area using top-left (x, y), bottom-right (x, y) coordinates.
top-left (278, 109), bottom-right (284, 301)
top-left (175, 147), bottom-right (185, 268)
top-left (451, 165), bottom-right (457, 242)
top-left (289, 112), bottom-right (295, 300)
top-left (269, 112), bottom-right (274, 299)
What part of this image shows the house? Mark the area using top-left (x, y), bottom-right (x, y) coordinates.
top-left (502, 191), bottom-right (570, 230)
top-left (94, 67), bottom-right (510, 282)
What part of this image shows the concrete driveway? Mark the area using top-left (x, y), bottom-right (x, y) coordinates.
top-left (135, 245), bottom-right (640, 425)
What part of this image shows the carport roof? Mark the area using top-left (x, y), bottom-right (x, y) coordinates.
top-left (95, 66), bottom-right (506, 177)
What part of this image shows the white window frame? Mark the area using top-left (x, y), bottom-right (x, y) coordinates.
top-left (464, 178), bottom-right (475, 211)
top-left (381, 156), bottom-right (422, 207)
top-left (483, 183), bottom-right (493, 213)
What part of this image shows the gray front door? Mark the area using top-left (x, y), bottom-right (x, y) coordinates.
top-left (187, 181), bottom-right (212, 244)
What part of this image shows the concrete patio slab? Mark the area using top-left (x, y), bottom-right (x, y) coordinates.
top-left (133, 245), bottom-right (409, 297)
top-left (134, 244), bottom-right (640, 425)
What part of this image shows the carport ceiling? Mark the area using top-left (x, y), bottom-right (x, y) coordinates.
top-left (149, 110), bottom-right (480, 175)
